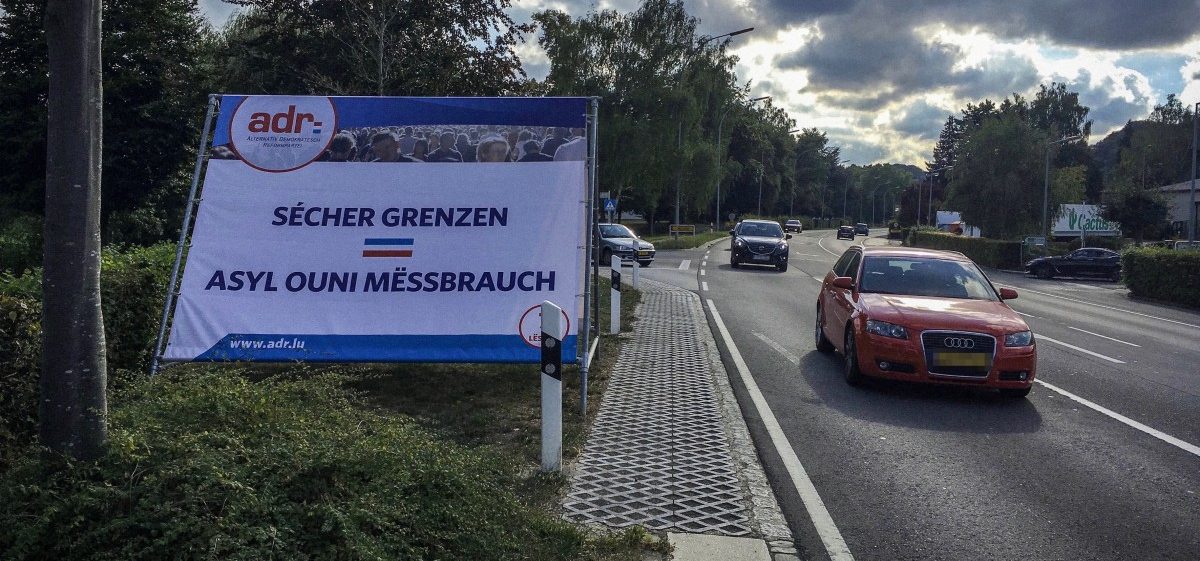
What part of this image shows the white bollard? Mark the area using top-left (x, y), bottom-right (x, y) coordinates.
top-left (610, 256), bottom-right (621, 334)
top-left (540, 300), bottom-right (563, 472)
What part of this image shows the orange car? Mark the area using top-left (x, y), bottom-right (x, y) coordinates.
top-left (815, 246), bottom-right (1036, 397)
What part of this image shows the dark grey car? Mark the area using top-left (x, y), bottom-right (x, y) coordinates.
top-left (597, 223), bottom-right (655, 266)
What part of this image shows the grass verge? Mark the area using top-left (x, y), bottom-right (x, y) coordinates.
top-left (643, 230), bottom-right (727, 250)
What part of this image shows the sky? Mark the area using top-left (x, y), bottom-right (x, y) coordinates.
top-left (199, 0), bottom-right (1200, 166)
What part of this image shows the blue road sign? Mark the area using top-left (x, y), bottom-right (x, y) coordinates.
top-left (604, 199), bottom-right (617, 212)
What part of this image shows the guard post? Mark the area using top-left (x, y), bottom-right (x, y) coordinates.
top-left (631, 239), bottom-right (640, 289)
top-left (540, 300), bottom-right (563, 472)
top-left (610, 256), bottom-right (621, 334)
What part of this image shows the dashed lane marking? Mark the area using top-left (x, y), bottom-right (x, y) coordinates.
top-left (679, 259), bottom-right (691, 270)
top-left (1067, 326), bottom-right (1140, 347)
top-left (994, 283), bottom-right (1200, 329)
top-left (1036, 380), bottom-right (1200, 458)
top-left (1037, 335), bottom-right (1125, 364)
top-left (752, 332), bottom-right (799, 365)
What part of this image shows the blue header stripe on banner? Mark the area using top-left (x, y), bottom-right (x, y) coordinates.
top-left (193, 333), bottom-right (580, 364)
top-left (364, 238), bottom-right (414, 246)
top-left (211, 95), bottom-right (589, 146)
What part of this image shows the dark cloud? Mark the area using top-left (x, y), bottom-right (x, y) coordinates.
top-left (893, 100), bottom-right (950, 139)
top-left (816, 91), bottom-right (904, 112)
top-left (951, 52), bottom-right (1042, 100)
top-left (1067, 69), bottom-right (1153, 135)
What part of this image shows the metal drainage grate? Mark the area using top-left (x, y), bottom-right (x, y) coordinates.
top-left (564, 281), bottom-right (752, 535)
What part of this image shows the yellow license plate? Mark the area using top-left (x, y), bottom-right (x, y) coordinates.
top-left (934, 353), bottom-right (987, 367)
top-left (638, 251), bottom-right (651, 256)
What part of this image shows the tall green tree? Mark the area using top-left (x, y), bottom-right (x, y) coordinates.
top-left (945, 113), bottom-right (1045, 238)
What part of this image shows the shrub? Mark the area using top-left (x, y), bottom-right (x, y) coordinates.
top-left (0, 370), bottom-right (590, 560)
top-left (907, 231), bottom-right (1023, 269)
top-left (0, 295), bottom-right (41, 462)
top-left (0, 214), bottom-right (43, 276)
top-left (1122, 248), bottom-right (1200, 308)
top-left (99, 243), bottom-right (176, 371)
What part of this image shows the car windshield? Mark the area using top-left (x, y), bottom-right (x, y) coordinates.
top-left (599, 224), bottom-right (635, 238)
top-left (786, 220), bottom-right (801, 225)
top-left (858, 256), bottom-right (998, 300)
top-left (737, 222), bottom-right (784, 238)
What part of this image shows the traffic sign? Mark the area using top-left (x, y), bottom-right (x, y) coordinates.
top-left (670, 224), bottom-right (696, 235)
top-left (604, 199), bottom-right (617, 212)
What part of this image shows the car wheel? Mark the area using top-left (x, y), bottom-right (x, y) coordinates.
top-left (1000, 386), bottom-right (1032, 398)
top-left (600, 248), bottom-right (612, 266)
top-left (815, 306), bottom-right (834, 353)
top-left (1109, 269), bottom-right (1121, 282)
top-left (843, 328), bottom-right (864, 386)
top-left (730, 255), bottom-right (739, 268)
top-left (777, 262), bottom-right (788, 272)
top-left (1036, 265), bottom-right (1054, 279)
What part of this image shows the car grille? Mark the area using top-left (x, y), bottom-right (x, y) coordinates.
top-left (748, 243), bottom-right (775, 254)
top-left (921, 331), bottom-right (995, 378)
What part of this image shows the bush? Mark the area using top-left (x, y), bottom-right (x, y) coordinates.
top-left (0, 295), bottom-right (41, 462)
top-left (0, 370), bottom-right (590, 560)
top-left (1122, 248), bottom-right (1200, 308)
top-left (0, 214), bottom-right (43, 276)
top-left (99, 243), bottom-right (176, 371)
top-left (907, 231), bottom-right (1023, 269)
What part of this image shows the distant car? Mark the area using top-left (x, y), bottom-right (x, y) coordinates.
top-left (730, 219), bottom-right (791, 272)
top-left (854, 223), bottom-right (869, 236)
top-left (1024, 248), bottom-right (1121, 281)
top-left (836, 225), bottom-right (855, 240)
top-left (815, 246), bottom-right (1036, 397)
top-left (597, 223), bottom-right (655, 267)
top-left (784, 219), bottom-right (804, 233)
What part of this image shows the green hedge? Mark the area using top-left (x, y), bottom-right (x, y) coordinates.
top-left (0, 371), bottom-right (590, 560)
top-left (0, 243), bottom-right (176, 457)
top-left (907, 231), bottom-right (1023, 269)
top-left (1122, 248), bottom-right (1200, 308)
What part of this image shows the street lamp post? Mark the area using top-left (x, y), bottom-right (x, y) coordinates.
top-left (715, 95), bottom-right (769, 228)
top-left (1190, 101), bottom-right (1197, 242)
top-left (1043, 135), bottom-right (1082, 237)
top-left (925, 166), bottom-right (953, 226)
top-left (674, 27), bottom-right (752, 235)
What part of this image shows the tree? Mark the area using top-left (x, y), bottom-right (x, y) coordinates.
top-left (1101, 180), bottom-right (1170, 242)
top-left (218, 0), bottom-right (531, 96)
top-left (945, 113), bottom-right (1044, 239)
top-left (42, 0), bottom-right (108, 460)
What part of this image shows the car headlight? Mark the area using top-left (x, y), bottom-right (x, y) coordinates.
top-left (734, 238), bottom-right (745, 247)
top-left (1005, 331), bottom-right (1033, 347)
top-left (866, 320), bottom-right (908, 340)
top-left (776, 242), bottom-right (788, 253)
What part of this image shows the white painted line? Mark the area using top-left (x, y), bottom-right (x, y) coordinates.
top-left (678, 259), bottom-right (691, 270)
top-left (809, 274), bottom-right (823, 282)
top-left (707, 300), bottom-right (854, 561)
top-left (791, 253), bottom-right (824, 258)
top-left (701, 281), bottom-right (709, 291)
top-left (1037, 335), bottom-right (1125, 364)
top-left (702, 260), bottom-right (708, 266)
top-left (752, 332), bottom-right (799, 365)
top-left (1065, 282), bottom-right (1103, 290)
top-left (1014, 311), bottom-right (1040, 319)
top-left (1067, 326), bottom-right (1140, 347)
top-left (1036, 380), bottom-right (1200, 458)
top-left (816, 236), bottom-right (840, 257)
top-left (700, 269), bottom-right (707, 277)
top-left (994, 283), bottom-right (1200, 329)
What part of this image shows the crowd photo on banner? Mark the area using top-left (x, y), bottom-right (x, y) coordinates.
top-left (211, 125), bottom-right (588, 164)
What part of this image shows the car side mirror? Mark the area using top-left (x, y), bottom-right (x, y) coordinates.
top-left (785, 234), bottom-right (793, 240)
top-left (832, 276), bottom-right (855, 290)
top-left (729, 230), bottom-right (736, 236)
top-left (999, 287), bottom-right (1018, 300)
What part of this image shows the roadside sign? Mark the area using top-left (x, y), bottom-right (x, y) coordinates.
top-left (603, 199), bottom-right (617, 212)
top-left (1024, 236), bottom-right (1046, 246)
top-left (669, 224), bottom-right (695, 235)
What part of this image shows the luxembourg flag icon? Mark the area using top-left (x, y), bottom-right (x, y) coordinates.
top-left (362, 238), bottom-right (413, 258)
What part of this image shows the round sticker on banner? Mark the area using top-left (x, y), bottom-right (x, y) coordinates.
top-left (229, 96), bottom-right (337, 172)
top-left (518, 304), bottom-right (571, 348)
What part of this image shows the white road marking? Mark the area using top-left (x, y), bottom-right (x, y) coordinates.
top-left (701, 281), bottom-right (709, 291)
top-left (791, 253), bottom-right (824, 258)
top-left (707, 300), bottom-right (854, 561)
top-left (678, 259), bottom-right (691, 270)
top-left (809, 274), bottom-right (823, 282)
top-left (816, 236), bottom-right (840, 257)
top-left (1037, 335), bottom-right (1125, 364)
top-left (1036, 380), bottom-right (1200, 458)
top-left (752, 332), bottom-right (799, 365)
top-left (1015, 311), bottom-right (1040, 319)
top-left (702, 259), bottom-right (708, 266)
top-left (1065, 282), bottom-right (1103, 290)
top-left (700, 269), bottom-right (706, 276)
top-left (994, 283), bottom-right (1200, 329)
top-left (1066, 326), bottom-right (1140, 347)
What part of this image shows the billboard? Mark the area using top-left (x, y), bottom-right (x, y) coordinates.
top-left (1052, 204), bottom-right (1120, 237)
top-left (163, 95), bottom-right (590, 363)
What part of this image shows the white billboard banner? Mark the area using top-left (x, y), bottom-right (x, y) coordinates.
top-left (1052, 204), bottom-right (1120, 237)
top-left (164, 95), bottom-right (590, 363)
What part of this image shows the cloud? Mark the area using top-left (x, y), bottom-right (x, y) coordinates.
top-left (892, 99), bottom-right (951, 139)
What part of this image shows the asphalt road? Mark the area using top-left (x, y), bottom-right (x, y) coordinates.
top-left (638, 230), bottom-right (1200, 561)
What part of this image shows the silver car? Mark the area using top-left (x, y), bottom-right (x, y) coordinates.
top-left (597, 223), bottom-right (655, 266)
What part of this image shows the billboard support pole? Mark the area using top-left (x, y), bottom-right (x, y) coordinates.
top-left (150, 94), bottom-right (219, 376)
top-left (581, 97), bottom-right (600, 415)
top-left (540, 300), bottom-right (564, 472)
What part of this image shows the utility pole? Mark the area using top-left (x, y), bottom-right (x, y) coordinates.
top-left (1190, 101), bottom-right (1197, 242)
top-left (715, 96), bottom-right (769, 228)
top-left (926, 166), bottom-right (952, 227)
top-left (1043, 135), bottom-right (1081, 238)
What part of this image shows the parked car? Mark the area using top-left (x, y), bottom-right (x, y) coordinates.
top-left (836, 225), bottom-right (855, 240)
top-left (1023, 248), bottom-right (1121, 281)
top-left (784, 219), bottom-right (804, 233)
top-left (854, 223), bottom-right (869, 236)
top-left (729, 219), bottom-right (791, 272)
top-left (815, 246), bottom-right (1036, 397)
top-left (597, 223), bottom-right (655, 267)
